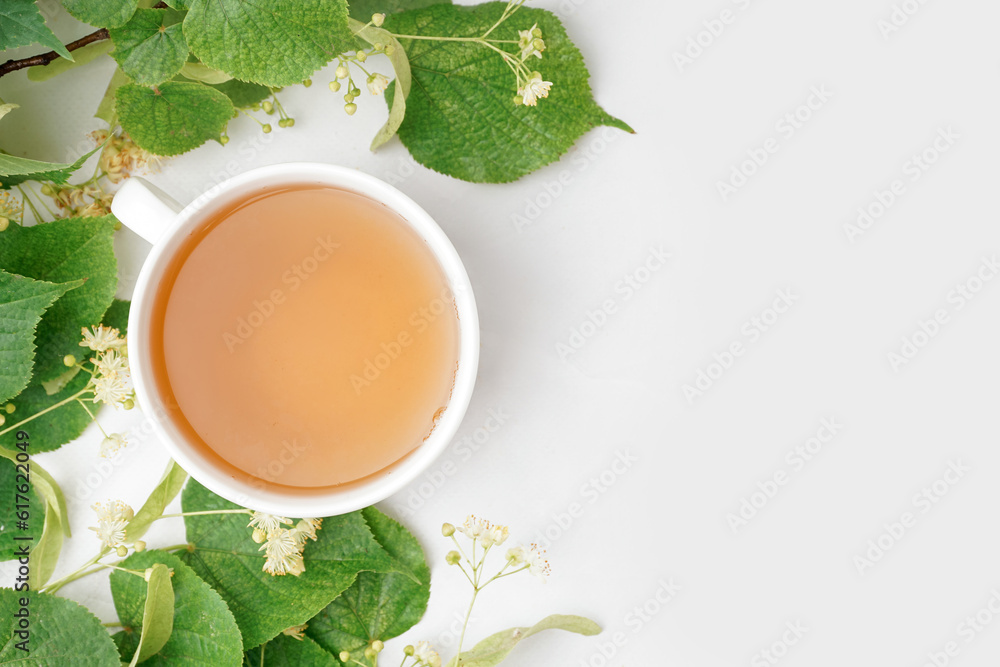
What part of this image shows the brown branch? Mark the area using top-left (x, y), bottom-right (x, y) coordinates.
top-left (0, 27), bottom-right (109, 79)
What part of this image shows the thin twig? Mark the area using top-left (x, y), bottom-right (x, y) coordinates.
top-left (0, 28), bottom-right (109, 79)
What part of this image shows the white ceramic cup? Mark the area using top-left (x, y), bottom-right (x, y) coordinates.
top-left (111, 163), bottom-right (479, 517)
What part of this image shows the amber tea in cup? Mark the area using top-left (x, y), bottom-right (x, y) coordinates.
top-left (148, 185), bottom-right (460, 488)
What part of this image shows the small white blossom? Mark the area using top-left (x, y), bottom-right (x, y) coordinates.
top-left (261, 528), bottom-right (305, 576)
top-left (507, 543), bottom-right (550, 580)
top-left (100, 433), bottom-right (127, 458)
top-left (79, 325), bottom-right (125, 352)
top-left (248, 512), bottom-right (291, 536)
top-left (89, 500), bottom-right (134, 549)
top-left (92, 350), bottom-right (128, 376)
top-left (291, 518), bottom-right (323, 546)
top-left (483, 523), bottom-right (509, 548)
top-left (457, 515), bottom-right (489, 541)
top-left (91, 373), bottom-right (129, 406)
top-left (366, 73), bottom-right (389, 96)
top-left (413, 641), bottom-right (441, 667)
top-left (518, 24), bottom-right (545, 60)
top-left (518, 72), bottom-right (552, 107)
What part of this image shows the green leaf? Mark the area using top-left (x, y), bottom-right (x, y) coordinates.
top-left (128, 563), bottom-right (175, 666)
top-left (116, 81), bottom-right (234, 156)
top-left (96, 68), bottom-right (131, 125)
top-left (244, 634), bottom-right (341, 667)
top-left (101, 298), bottom-right (131, 333)
top-left (111, 550), bottom-right (243, 667)
top-left (28, 500), bottom-right (62, 589)
top-left (27, 41), bottom-right (114, 82)
top-left (183, 0), bottom-right (353, 87)
top-left (110, 8), bottom-right (189, 86)
top-left (0, 300), bottom-right (129, 454)
top-left (29, 459), bottom-right (70, 537)
top-left (0, 269), bottom-right (82, 404)
top-left (0, 0), bottom-right (72, 60)
top-left (62, 0), bottom-right (140, 29)
top-left (179, 61), bottom-right (232, 85)
top-left (0, 216), bottom-right (118, 384)
top-left (0, 589), bottom-right (120, 665)
top-left (0, 370), bottom-right (91, 453)
top-left (348, 0), bottom-right (450, 21)
top-left (208, 79), bottom-right (271, 109)
top-left (0, 143), bottom-right (103, 189)
top-left (350, 18), bottom-right (410, 151)
top-left (385, 3), bottom-right (633, 183)
top-left (164, 0), bottom-right (190, 9)
top-left (126, 459), bottom-right (187, 542)
top-left (0, 456), bottom-right (41, 561)
top-left (180, 480), bottom-right (395, 649)
top-left (307, 507), bottom-right (430, 656)
top-left (444, 615), bottom-right (602, 667)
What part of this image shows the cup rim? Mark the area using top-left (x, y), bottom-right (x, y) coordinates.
top-left (127, 162), bottom-right (479, 516)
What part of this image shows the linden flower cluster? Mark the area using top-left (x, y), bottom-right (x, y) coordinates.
top-left (76, 325), bottom-right (135, 457)
top-left (512, 23), bottom-right (552, 107)
top-left (91, 129), bottom-right (159, 185)
top-left (330, 14), bottom-right (394, 117)
top-left (88, 499), bottom-right (145, 556)
top-left (0, 190), bottom-right (23, 229)
top-left (248, 512), bottom-right (323, 576)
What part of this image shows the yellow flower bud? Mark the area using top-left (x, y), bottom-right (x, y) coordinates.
top-left (446, 550), bottom-right (461, 565)
top-left (4, 404), bottom-right (14, 414)
top-left (441, 522), bottom-right (455, 536)
top-left (329, 80), bottom-right (341, 92)
top-left (336, 65), bottom-right (349, 79)
top-left (344, 103), bottom-right (357, 116)
top-left (356, 50), bottom-right (367, 62)
top-left (63, 354), bottom-right (76, 367)
top-left (372, 13), bottom-right (385, 27)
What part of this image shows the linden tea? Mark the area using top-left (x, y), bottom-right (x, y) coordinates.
top-left (149, 185), bottom-right (460, 488)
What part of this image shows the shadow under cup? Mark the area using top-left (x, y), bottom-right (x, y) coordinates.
top-left (127, 168), bottom-right (478, 516)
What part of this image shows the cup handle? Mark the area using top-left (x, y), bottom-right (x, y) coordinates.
top-left (110, 177), bottom-right (184, 245)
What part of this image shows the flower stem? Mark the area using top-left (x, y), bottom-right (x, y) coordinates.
top-left (16, 185), bottom-right (43, 223)
top-left (0, 387), bottom-right (92, 437)
top-left (40, 550), bottom-right (107, 594)
top-left (454, 587), bottom-right (480, 665)
top-left (75, 398), bottom-right (107, 437)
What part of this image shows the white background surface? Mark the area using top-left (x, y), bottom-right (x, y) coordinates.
top-left (3, 1), bottom-right (1000, 665)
